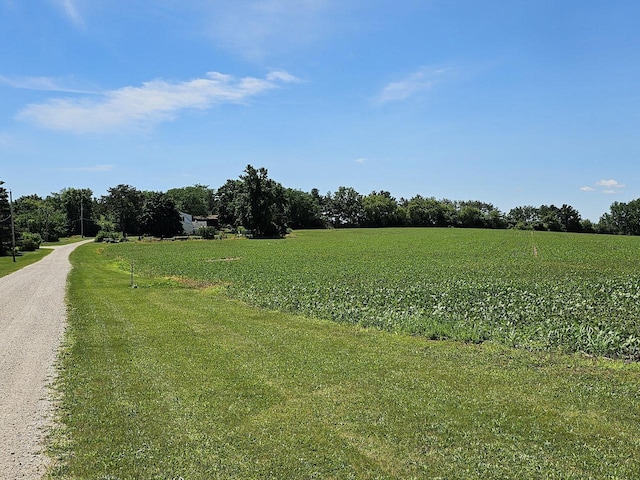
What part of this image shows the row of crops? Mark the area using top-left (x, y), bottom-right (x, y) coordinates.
top-left (105, 228), bottom-right (640, 359)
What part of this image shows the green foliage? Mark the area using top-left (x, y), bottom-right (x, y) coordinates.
top-left (285, 188), bottom-right (325, 229)
top-left (362, 191), bottom-right (401, 227)
top-left (94, 230), bottom-right (125, 243)
top-left (18, 231), bottom-right (42, 251)
top-left (102, 184), bottom-right (144, 235)
top-left (328, 186), bottom-right (364, 227)
top-left (601, 199), bottom-right (640, 235)
top-left (237, 165), bottom-right (287, 238)
top-left (108, 228), bottom-right (640, 360)
top-left (166, 184), bottom-right (214, 217)
top-left (197, 226), bottom-right (218, 239)
top-left (141, 192), bottom-right (183, 237)
top-left (13, 194), bottom-right (67, 242)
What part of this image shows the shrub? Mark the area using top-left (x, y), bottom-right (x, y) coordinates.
top-left (95, 230), bottom-right (125, 243)
top-left (19, 232), bottom-right (42, 251)
top-left (197, 226), bottom-right (218, 239)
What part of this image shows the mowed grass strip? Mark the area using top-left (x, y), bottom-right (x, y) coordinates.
top-left (0, 247), bottom-right (52, 278)
top-left (50, 243), bottom-right (640, 479)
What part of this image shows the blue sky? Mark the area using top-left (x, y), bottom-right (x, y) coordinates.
top-left (1, 1), bottom-right (639, 221)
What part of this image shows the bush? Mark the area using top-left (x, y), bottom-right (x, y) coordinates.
top-left (95, 230), bottom-right (125, 243)
top-left (19, 232), bottom-right (42, 251)
top-left (197, 226), bottom-right (218, 239)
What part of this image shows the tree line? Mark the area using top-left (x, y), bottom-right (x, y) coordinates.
top-left (1, 165), bottom-right (639, 252)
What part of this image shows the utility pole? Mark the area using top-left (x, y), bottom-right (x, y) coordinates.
top-left (80, 196), bottom-right (84, 238)
top-left (9, 190), bottom-right (16, 262)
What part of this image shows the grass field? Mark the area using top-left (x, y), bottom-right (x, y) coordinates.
top-left (51, 238), bottom-right (640, 479)
top-left (103, 228), bottom-right (640, 359)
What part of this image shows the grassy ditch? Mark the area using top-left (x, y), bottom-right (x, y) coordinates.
top-left (50, 242), bottom-right (640, 478)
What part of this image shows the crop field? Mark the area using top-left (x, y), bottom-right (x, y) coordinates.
top-left (104, 228), bottom-right (640, 359)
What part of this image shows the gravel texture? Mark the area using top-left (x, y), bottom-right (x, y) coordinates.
top-left (0, 241), bottom-right (91, 479)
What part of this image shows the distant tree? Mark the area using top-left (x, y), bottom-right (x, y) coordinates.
top-left (102, 184), bottom-right (144, 236)
top-left (58, 187), bottom-right (97, 236)
top-left (538, 205), bottom-right (563, 232)
top-left (141, 192), bottom-right (183, 237)
top-left (458, 205), bottom-right (484, 228)
top-left (507, 206), bottom-right (539, 229)
top-left (237, 165), bottom-right (288, 238)
top-left (362, 191), bottom-right (400, 227)
top-left (558, 204), bottom-right (582, 233)
top-left (406, 196), bottom-right (448, 227)
top-left (602, 199), bottom-right (640, 235)
top-left (14, 195), bottom-right (66, 242)
top-left (456, 201), bottom-right (505, 229)
top-left (216, 179), bottom-right (243, 227)
top-left (166, 185), bottom-right (213, 217)
top-left (328, 186), bottom-right (364, 227)
top-left (580, 219), bottom-right (597, 234)
top-left (285, 188), bottom-right (325, 229)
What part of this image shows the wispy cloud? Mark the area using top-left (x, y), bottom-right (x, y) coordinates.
top-left (581, 179), bottom-right (626, 194)
top-left (374, 66), bottom-right (450, 105)
top-left (354, 157), bottom-right (366, 164)
top-left (17, 70), bottom-right (300, 134)
top-left (0, 74), bottom-right (98, 94)
top-left (58, 164), bottom-right (114, 172)
top-left (203, 0), bottom-right (338, 60)
top-left (53, 0), bottom-right (85, 29)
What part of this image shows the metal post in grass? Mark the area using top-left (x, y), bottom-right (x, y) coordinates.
top-left (130, 260), bottom-right (134, 288)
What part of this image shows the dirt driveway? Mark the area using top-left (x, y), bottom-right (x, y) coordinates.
top-left (0, 240), bottom-right (91, 479)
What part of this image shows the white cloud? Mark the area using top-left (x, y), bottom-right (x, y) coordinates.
top-left (374, 67), bottom-right (450, 105)
top-left (17, 70), bottom-right (298, 134)
top-left (581, 179), bottom-right (626, 194)
top-left (355, 157), bottom-right (366, 164)
top-left (266, 70), bottom-right (302, 83)
top-left (596, 179), bottom-right (625, 189)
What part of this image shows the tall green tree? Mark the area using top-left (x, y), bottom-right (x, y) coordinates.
top-left (102, 184), bottom-right (144, 236)
top-left (362, 191), bottom-right (400, 227)
top-left (166, 185), bottom-right (214, 217)
top-left (328, 186), bottom-right (364, 227)
top-left (14, 195), bottom-right (66, 241)
top-left (58, 187), bottom-right (97, 236)
top-left (237, 165), bottom-right (288, 238)
top-left (141, 192), bottom-right (183, 237)
top-left (285, 188), bottom-right (325, 229)
top-left (602, 200), bottom-right (640, 235)
top-left (216, 179), bottom-right (243, 227)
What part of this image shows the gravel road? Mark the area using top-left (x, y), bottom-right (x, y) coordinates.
top-left (0, 240), bottom-right (91, 479)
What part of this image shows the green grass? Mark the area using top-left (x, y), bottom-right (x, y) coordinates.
top-left (50, 240), bottom-right (640, 479)
top-left (102, 228), bottom-right (640, 359)
top-left (0, 248), bottom-right (52, 278)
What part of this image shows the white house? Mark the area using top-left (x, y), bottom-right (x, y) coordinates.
top-left (179, 212), bottom-right (195, 235)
